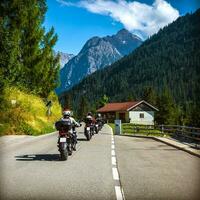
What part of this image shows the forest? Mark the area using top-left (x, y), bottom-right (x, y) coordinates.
top-left (61, 9), bottom-right (200, 127)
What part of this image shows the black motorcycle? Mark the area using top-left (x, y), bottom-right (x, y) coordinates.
top-left (55, 120), bottom-right (73, 161)
top-left (84, 123), bottom-right (91, 140)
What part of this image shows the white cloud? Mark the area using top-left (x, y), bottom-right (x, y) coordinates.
top-left (57, 0), bottom-right (180, 39)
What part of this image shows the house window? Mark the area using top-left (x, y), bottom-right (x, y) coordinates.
top-left (140, 113), bottom-right (144, 118)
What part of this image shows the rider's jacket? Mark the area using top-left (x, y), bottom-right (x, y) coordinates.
top-left (85, 116), bottom-right (96, 124)
top-left (61, 117), bottom-right (80, 129)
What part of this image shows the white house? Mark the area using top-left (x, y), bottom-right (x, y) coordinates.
top-left (97, 100), bottom-right (158, 125)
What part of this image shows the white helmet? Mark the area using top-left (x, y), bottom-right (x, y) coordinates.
top-left (63, 110), bottom-right (71, 116)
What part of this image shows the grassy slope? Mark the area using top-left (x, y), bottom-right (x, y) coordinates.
top-left (0, 87), bottom-right (61, 136)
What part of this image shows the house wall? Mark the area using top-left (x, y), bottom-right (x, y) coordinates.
top-left (116, 112), bottom-right (130, 123)
top-left (129, 111), bottom-right (154, 125)
top-left (101, 112), bottom-right (116, 123)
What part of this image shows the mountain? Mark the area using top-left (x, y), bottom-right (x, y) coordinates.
top-left (57, 52), bottom-right (74, 68)
top-left (56, 29), bottom-right (142, 94)
top-left (61, 9), bottom-right (200, 112)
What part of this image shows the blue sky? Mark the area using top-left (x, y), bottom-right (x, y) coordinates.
top-left (44, 0), bottom-right (200, 55)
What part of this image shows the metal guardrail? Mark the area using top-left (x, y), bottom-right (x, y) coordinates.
top-left (158, 125), bottom-right (200, 142)
top-left (132, 124), bottom-right (200, 147)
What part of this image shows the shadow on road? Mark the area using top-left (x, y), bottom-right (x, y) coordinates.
top-left (15, 154), bottom-right (60, 161)
top-left (77, 138), bottom-right (88, 141)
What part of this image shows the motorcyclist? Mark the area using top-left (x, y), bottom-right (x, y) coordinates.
top-left (85, 112), bottom-right (96, 134)
top-left (96, 113), bottom-right (103, 130)
top-left (61, 110), bottom-right (81, 150)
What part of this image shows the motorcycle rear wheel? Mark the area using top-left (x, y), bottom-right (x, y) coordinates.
top-left (85, 131), bottom-right (90, 141)
top-left (60, 149), bottom-right (68, 161)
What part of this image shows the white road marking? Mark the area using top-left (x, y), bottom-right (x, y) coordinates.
top-left (109, 125), bottom-right (124, 200)
top-left (115, 186), bottom-right (123, 200)
top-left (112, 167), bottom-right (119, 180)
top-left (112, 156), bottom-right (117, 166)
top-left (111, 150), bottom-right (115, 156)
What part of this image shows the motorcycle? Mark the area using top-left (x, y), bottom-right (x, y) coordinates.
top-left (84, 123), bottom-right (91, 141)
top-left (95, 123), bottom-right (99, 134)
top-left (84, 123), bottom-right (94, 140)
top-left (55, 120), bottom-right (73, 161)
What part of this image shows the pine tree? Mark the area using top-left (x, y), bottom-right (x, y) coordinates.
top-left (0, 0), bottom-right (23, 85)
top-left (77, 96), bottom-right (89, 120)
top-left (142, 86), bottom-right (157, 106)
top-left (127, 93), bottom-right (136, 101)
top-left (0, 0), bottom-right (60, 98)
top-left (155, 88), bottom-right (179, 125)
top-left (97, 94), bottom-right (109, 108)
top-left (63, 94), bottom-right (72, 110)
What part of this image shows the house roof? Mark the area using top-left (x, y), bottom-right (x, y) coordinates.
top-left (97, 100), bottom-right (158, 113)
top-left (97, 101), bottom-right (140, 112)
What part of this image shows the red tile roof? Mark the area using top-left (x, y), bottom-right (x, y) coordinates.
top-left (97, 101), bottom-right (141, 112)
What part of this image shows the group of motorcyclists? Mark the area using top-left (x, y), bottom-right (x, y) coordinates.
top-left (55, 110), bottom-right (104, 160)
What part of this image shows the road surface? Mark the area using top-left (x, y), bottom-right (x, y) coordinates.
top-left (0, 125), bottom-right (199, 200)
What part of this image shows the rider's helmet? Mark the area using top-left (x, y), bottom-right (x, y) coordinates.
top-left (87, 112), bottom-right (92, 116)
top-left (63, 110), bottom-right (71, 117)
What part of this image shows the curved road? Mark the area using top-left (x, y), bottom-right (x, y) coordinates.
top-left (0, 125), bottom-right (199, 200)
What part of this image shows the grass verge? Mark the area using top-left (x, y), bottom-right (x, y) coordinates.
top-left (108, 123), bottom-right (169, 137)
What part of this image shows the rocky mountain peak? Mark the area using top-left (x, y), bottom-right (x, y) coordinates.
top-left (116, 28), bottom-right (131, 36)
top-left (56, 29), bottom-right (143, 95)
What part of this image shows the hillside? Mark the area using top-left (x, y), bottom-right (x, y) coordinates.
top-left (0, 87), bottom-right (61, 136)
top-left (56, 29), bottom-right (142, 94)
top-left (61, 9), bottom-right (200, 114)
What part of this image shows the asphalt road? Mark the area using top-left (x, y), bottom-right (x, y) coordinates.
top-left (0, 125), bottom-right (200, 200)
top-left (115, 135), bottom-right (200, 200)
top-left (0, 125), bottom-right (115, 200)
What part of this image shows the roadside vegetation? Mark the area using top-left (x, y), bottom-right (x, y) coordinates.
top-left (0, 87), bottom-right (61, 136)
top-left (0, 1), bottom-right (62, 136)
top-left (109, 123), bottom-right (170, 137)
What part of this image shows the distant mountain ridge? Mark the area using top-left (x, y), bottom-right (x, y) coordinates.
top-left (61, 9), bottom-right (200, 110)
top-left (56, 29), bottom-right (142, 94)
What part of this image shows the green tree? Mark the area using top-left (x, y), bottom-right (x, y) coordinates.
top-left (142, 86), bottom-right (157, 106)
top-left (77, 96), bottom-right (89, 120)
top-left (155, 88), bottom-right (179, 125)
top-left (63, 94), bottom-right (72, 110)
top-left (0, 0), bottom-right (59, 98)
top-left (127, 93), bottom-right (136, 101)
top-left (0, 0), bottom-right (23, 86)
top-left (97, 94), bottom-right (109, 108)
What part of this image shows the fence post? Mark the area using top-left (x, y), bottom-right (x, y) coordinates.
top-left (161, 124), bottom-right (164, 136)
